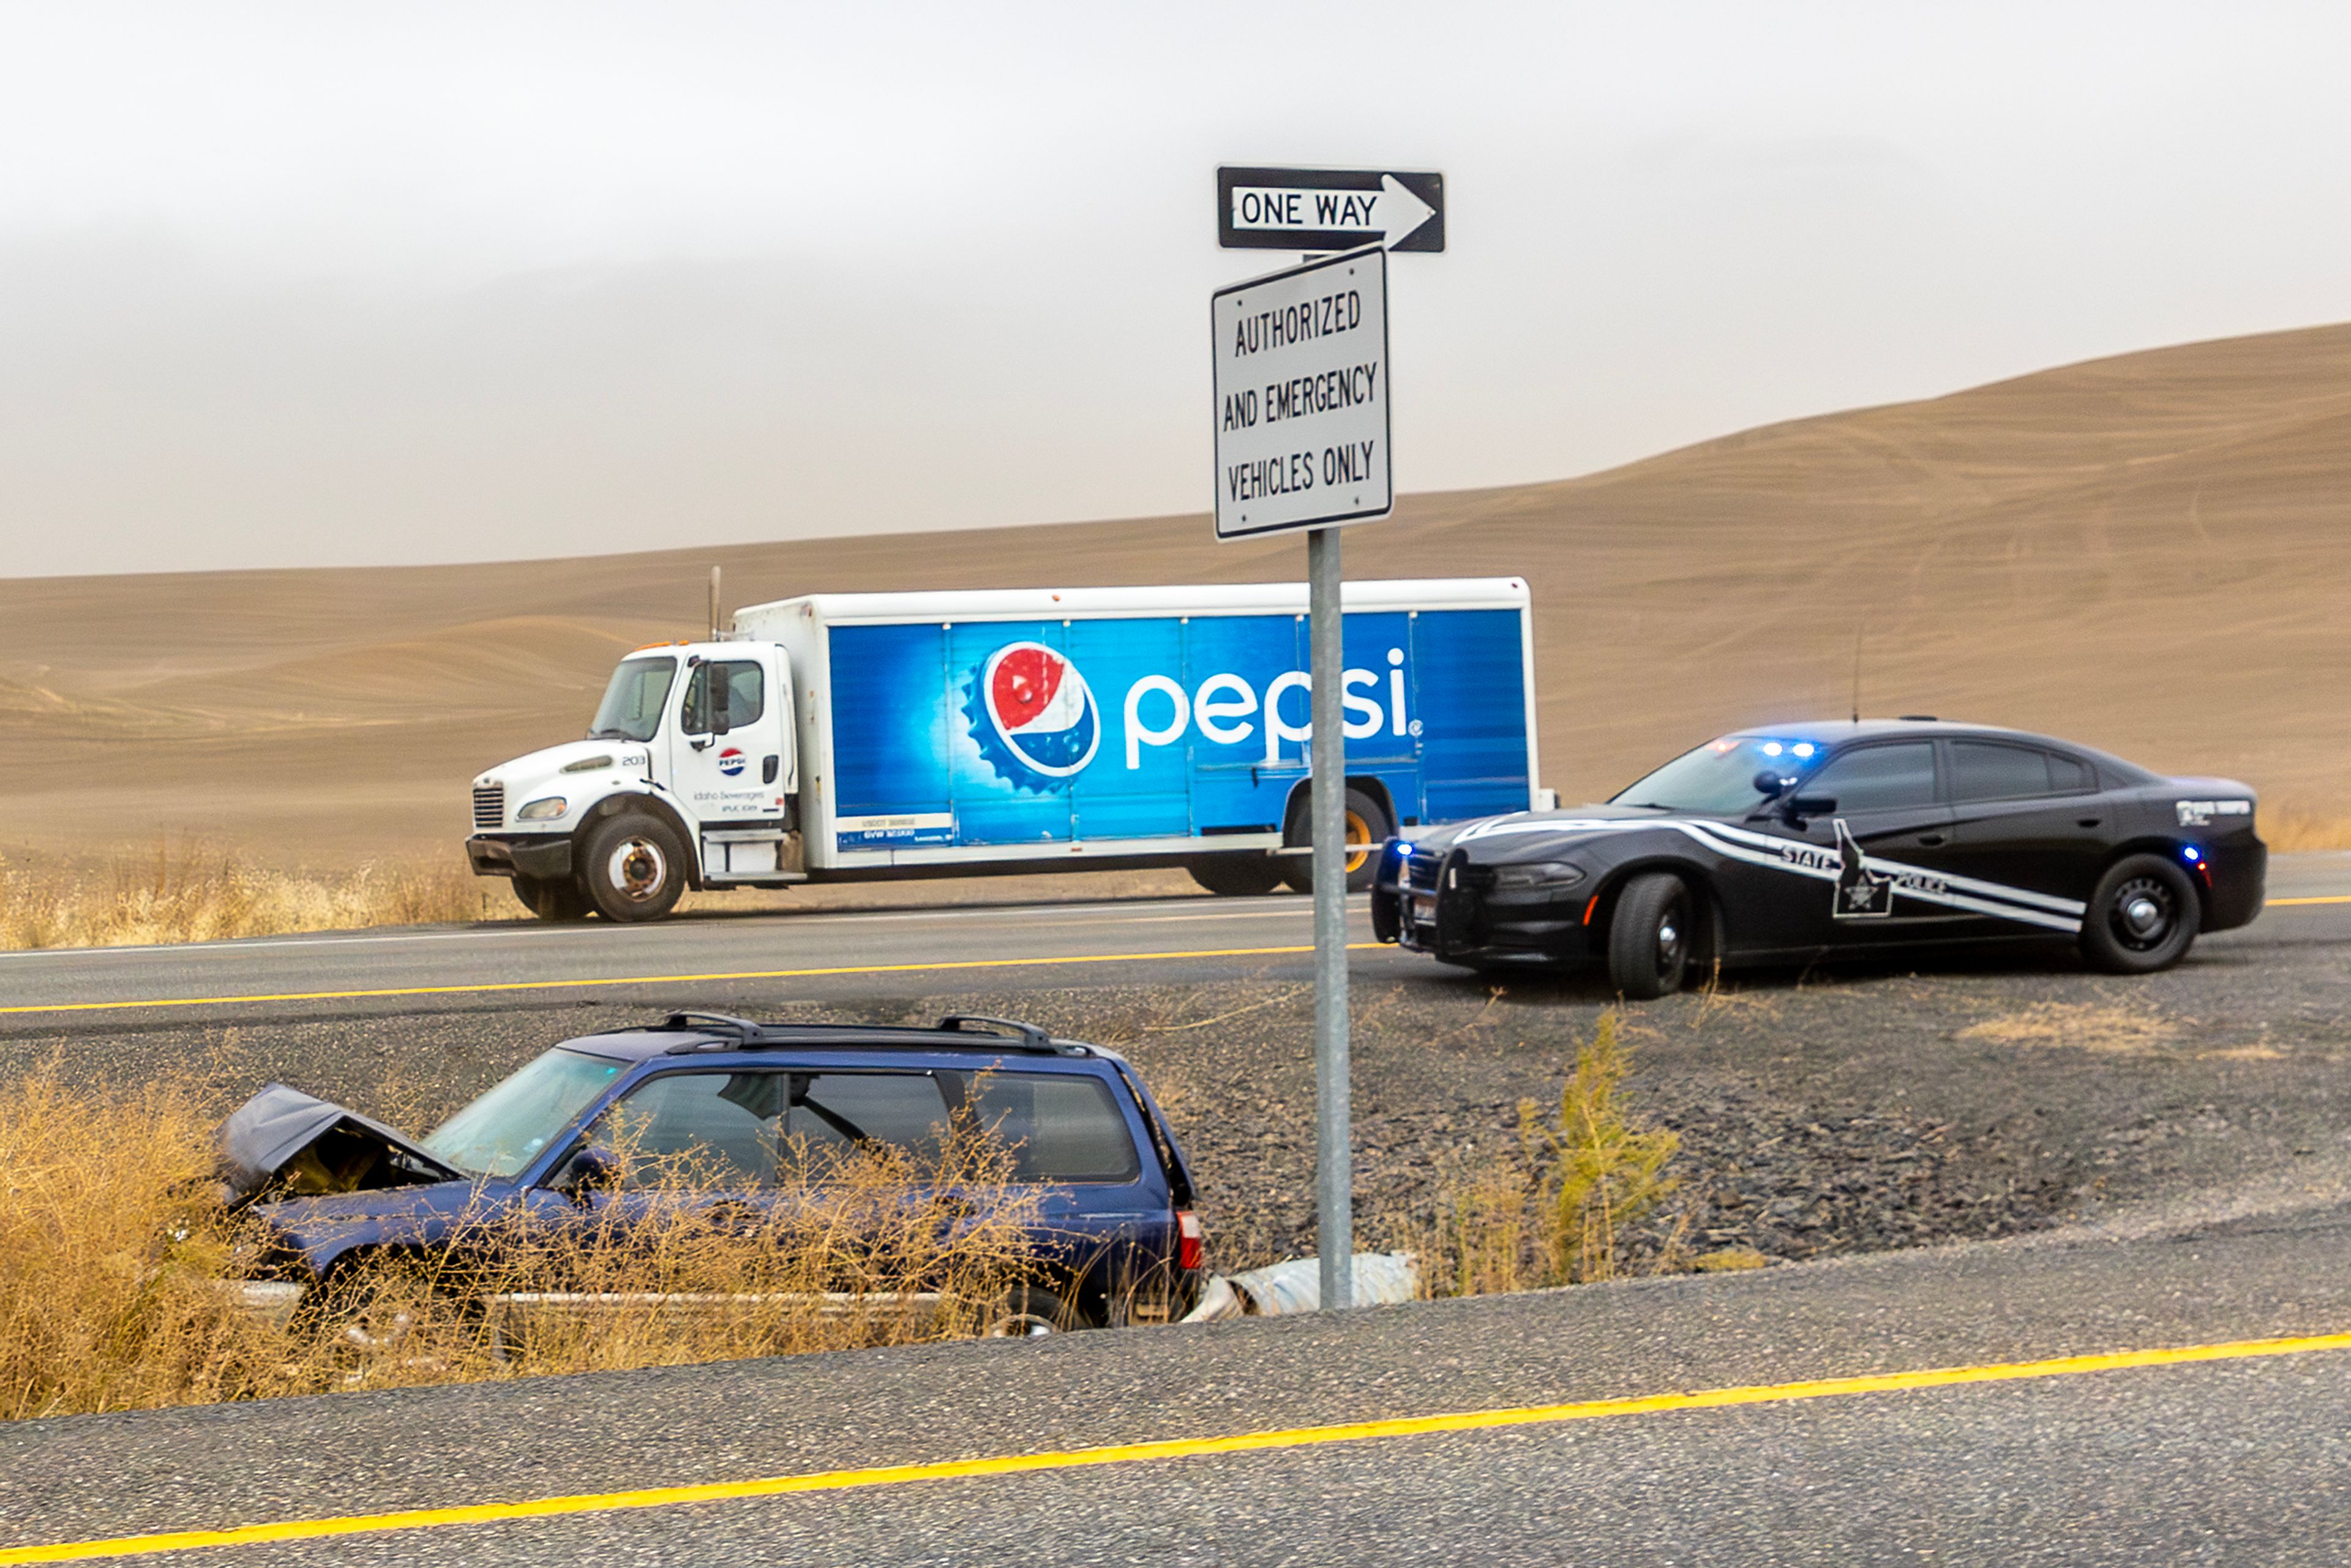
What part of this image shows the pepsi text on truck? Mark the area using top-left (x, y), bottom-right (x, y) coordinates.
top-left (466, 580), bottom-right (1541, 921)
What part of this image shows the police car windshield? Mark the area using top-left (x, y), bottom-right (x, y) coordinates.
top-left (1611, 735), bottom-right (1825, 815)
top-left (590, 656), bottom-right (677, 743)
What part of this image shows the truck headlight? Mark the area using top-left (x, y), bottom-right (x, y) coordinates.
top-left (517, 796), bottom-right (569, 821)
top-left (1490, 860), bottom-right (1586, 890)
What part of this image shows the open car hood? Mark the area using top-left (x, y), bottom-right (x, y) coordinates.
top-left (216, 1083), bottom-right (467, 1209)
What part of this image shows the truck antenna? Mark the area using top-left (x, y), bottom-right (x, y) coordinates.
top-left (708, 566), bottom-right (722, 641)
top-left (1850, 628), bottom-right (1862, 724)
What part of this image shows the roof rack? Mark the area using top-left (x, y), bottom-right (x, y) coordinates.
top-left (645, 1012), bottom-right (1082, 1057)
top-left (936, 1015), bottom-right (1064, 1052)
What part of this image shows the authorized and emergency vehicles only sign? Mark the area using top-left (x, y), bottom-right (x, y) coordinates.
top-left (1210, 246), bottom-right (1391, 541)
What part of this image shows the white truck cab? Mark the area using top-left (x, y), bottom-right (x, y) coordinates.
top-left (467, 639), bottom-right (801, 920)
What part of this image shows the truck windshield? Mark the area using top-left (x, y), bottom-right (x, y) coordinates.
top-left (590, 656), bottom-right (677, 743)
top-left (1610, 735), bottom-right (1828, 815)
top-left (421, 1048), bottom-right (625, 1177)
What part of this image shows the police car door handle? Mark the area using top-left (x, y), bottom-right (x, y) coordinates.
top-left (1915, 833), bottom-right (1945, 846)
top-left (2077, 816), bottom-right (2101, 828)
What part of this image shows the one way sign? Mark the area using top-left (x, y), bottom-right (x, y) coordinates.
top-left (1217, 166), bottom-right (1445, 253)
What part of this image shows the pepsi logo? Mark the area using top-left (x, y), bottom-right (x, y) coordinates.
top-left (970, 641), bottom-right (1100, 791)
top-left (717, 747), bottom-right (746, 778)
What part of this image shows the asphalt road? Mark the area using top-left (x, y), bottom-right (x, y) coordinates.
top-left (7, 1195), bottom-right (2351, 1564)
top-left (4, 850), bottom-right (2348, 1023)
top-left (0, 890), bottom-right (1393, 1019)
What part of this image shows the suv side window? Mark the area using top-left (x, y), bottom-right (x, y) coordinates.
top-left (967, 1073), bottom-right (1141, 1182)
top-left (1809, 741), bottom-right (1937, 811)
top-left (598, 1071), bottom-right (782, 1188)
top-left (681, 660), bottom-right (765, 734)
top-left (781, 1072), bottom-right (953, 1171)
top-left (1951, 741), bottom-right (2055, 803)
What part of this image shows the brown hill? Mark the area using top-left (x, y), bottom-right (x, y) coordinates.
top-left (4, 321), bottom-right (2347, 869)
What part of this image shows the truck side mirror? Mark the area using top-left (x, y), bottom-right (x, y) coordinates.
top-left (711, 666), bottom-right (731, 735)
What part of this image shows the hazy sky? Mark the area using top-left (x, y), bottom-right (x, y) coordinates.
top-left (5, 2), bottom-right (2349, 577)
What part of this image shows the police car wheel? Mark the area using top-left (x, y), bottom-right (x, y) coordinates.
top-left (2080, 853), bottom-right (2200, 973)
top-left (579, 812), bottom-right (688, 922)
top-left (1190, 855), bottom-right (1286, 896)
top-left (1281, 788), bottom-right (1391, 896)
top-left (512, 875), bottom-right (588, 923)
top-left (1608, 873), bottom-right (1693, 1000)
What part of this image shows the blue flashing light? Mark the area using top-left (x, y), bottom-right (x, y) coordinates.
top-left (1761, 741), bottom-right (1784, 757)
top-left (1395, 842), bottom-right (1415, 859)
top-left (2181, 846), bottom-right (2202, 862)
top-left (1792, 742), bottom-right (1816, 759)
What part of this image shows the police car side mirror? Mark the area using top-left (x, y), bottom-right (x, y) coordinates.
top-left (1785, 795), bottom-right (1837, 823)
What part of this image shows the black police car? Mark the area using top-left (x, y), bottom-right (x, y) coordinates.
top-left (1371, 719), bottom-right (2265, 997)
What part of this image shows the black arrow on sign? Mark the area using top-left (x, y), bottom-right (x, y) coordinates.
top-left (1217, 166), bottom-right (1445, 253)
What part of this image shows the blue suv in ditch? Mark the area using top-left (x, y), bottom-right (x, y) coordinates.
top-left (220, 1013), bottom-right (1208, 1333)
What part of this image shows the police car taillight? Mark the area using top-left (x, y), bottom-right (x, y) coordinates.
top-left (1176, 1209), bottom-right (1204, 1271)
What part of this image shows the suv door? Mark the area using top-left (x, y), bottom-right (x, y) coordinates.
top-left (1940, 740), bottom-right (2108, 912)
top-left (955, 1067), bottom-right (1167, 1327)
top-left (1764, 740), bottom-right (1965, 947)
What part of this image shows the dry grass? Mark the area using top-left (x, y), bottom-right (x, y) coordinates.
top-left (0, 1069), bottom-right (1044, 1421)
top-left (1397, 1011), bottom-right (1682, 1297)
top-left (1958, 1001), bottom-right (2181, 1055)
top-left (2262, 805), bottom-right (2351, 853)
top-left (0, 841), bottom-right (479, 952)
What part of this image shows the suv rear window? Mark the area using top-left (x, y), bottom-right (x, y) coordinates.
top-left (967, 1073), bottom-right (1140, 1183)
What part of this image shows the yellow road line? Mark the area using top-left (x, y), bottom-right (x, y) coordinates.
top-left (2268, 894), bottom-right (2351, 906)
top-left (0, 944), bottom-right (1385, 1018)
top-left (4, 1330), bottom-right (2348, 1564)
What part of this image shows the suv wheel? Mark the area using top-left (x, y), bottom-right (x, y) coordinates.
top-left (981, 1285), bottom-right (1084, 1337)
top-left (2079, 853), bottom-right (2200, 973)
top-left (1608, 872), bottom-right (1693, 999)
top-left (579, 812), bottom-right (688, 922)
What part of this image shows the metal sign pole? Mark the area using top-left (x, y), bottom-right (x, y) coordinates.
top-left (1309, 524), bottom-right (1353, 1310)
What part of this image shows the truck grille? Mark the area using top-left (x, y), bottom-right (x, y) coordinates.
top-left (472, 786), bottom-right (505, 830)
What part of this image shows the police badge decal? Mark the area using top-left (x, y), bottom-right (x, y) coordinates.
top-left (1832, 818), bottom-right (1895, 919)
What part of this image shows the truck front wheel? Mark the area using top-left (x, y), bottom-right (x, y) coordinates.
top-left (512, 875), bottom-right (588, 923)
top-left (579, 812), bottom-right (688, 921)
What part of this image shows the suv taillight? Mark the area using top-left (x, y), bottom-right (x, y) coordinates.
top-left (1176, 1209), bottom-right (1204, 1272)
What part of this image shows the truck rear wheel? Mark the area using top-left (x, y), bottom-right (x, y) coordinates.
top-left (579, 812), bottom-right (688, 922)
top-left (512, 875), bottom-right (588, 923)
top-left (1189, 855), bottom-right (1285, 896)
top-left (1281, 787), bottom-right (1390, 896)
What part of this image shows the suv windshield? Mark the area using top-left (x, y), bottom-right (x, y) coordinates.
top-left (1611, 735), bottom-right (1829, 815)
top-left (421, 1048), bottom-right (625, 1177)
top-left (590, 656), bottom-right (678, 743)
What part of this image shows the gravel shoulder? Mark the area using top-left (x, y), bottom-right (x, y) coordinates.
top-left (7, 900), bottom-right (2345, 1283)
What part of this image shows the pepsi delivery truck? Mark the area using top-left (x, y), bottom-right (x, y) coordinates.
top-left (466, 579), bottom-right (1541, 921)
